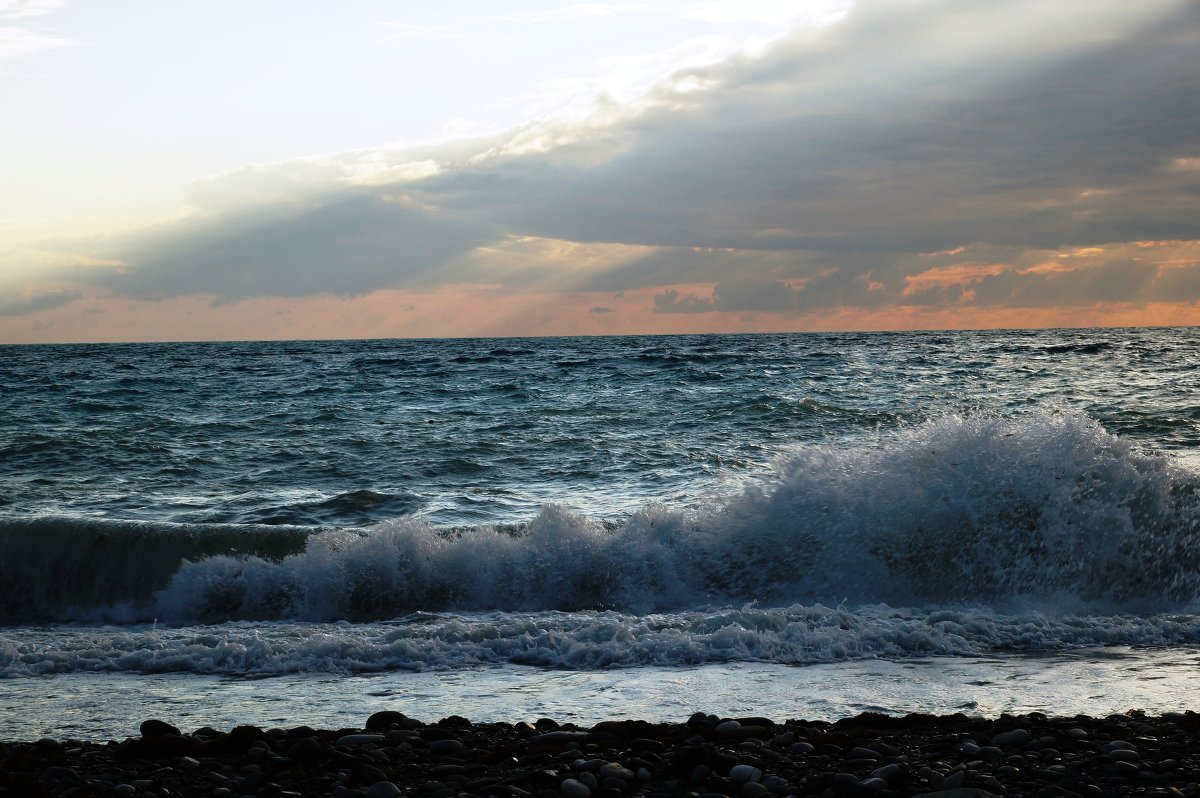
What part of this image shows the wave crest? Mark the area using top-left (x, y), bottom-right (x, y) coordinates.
top-left (155, 412), bottom-right (1200, 622)
top-left (3, 412), bottom-right (1197, 623)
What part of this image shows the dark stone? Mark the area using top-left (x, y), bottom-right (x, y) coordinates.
top-left (438, 716), bottom-right (473, 729)
top-left (9, 711), bottom-right (1200, 798)
top-left (198, 725), bottom-right (268, 756)
top-left (38, 766), bottom-right (82, 787)
top-left (585, 731), bottom-right (622, 747)
top-left (366, 712), bottom-right (408, 732)
top-left (135, 734), bottom-right (199, 758)
top-left (734, 718), bottom-right (776, 728)
top-left (354, 762), bottom-right (389, 784)
top-left (192, 726), bottom-right (223, 739)
top-left (287, 736), bottom-right (322, 761)
top-left (139, 719), bottom-right (181, 738)
top-left (831, 772), bottom-right (863, 797)
top-left (430, 739), bottom-right (467, 756)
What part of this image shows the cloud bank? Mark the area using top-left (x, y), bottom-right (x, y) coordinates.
top-left (6, 0), bottom-right (1199, 340)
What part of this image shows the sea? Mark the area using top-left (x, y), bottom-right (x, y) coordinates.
top-left (2, 327), bottom-right (1199, 740)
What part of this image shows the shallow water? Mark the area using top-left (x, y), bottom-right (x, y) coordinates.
top-left (7, 648), bottom-right (1200, 741)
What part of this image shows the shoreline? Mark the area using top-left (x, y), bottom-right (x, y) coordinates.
top-left (4, 710), bottom-right (1199, 797)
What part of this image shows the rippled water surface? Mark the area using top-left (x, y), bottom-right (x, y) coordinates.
top-left (2, 328), bottom-right (1199, 737)
top-left (4, 328), bottom-right (1196, 527)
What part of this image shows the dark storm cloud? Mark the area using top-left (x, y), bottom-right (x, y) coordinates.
top-left (419, 0), bottom-right (1200, 262)
top-left (971, 261), bottom-right (1160, 308)
top-left (966, 260), bottom-right (1200, 308)
top-left (78, 192), bottom-right (497, 299)
top-left (42, 0), bottom-right (1200, 312)
top-left (0, 289), bottom-right (82, 316)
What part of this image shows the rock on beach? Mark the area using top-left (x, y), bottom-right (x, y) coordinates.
top-left (4, 709), bottom-right (1200, 797)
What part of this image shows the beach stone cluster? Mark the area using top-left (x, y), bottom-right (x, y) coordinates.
top-left (3, 710), bottom-right (1200, 797)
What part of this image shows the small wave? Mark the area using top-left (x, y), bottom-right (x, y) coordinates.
top-left (236, 490), bottom-right (424, 526)
top-left (1041, 342), bottom-right (1113, 355)
top-left (4, 606), bottom-right (1200, 676)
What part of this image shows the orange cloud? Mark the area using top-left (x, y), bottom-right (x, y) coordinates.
top-left (1, 283), bottom-right (1195, 345)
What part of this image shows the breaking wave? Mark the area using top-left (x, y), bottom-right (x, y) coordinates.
top-left (3, 412), bottom-right (1198, 626)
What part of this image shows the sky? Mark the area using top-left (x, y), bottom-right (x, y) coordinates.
top-left (1, 0), bottom-right (1198, 343)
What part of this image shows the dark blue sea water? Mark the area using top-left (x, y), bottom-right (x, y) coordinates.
top-left (2, 328), bottom-right (1199, 737)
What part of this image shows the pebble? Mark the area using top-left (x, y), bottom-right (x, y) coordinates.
top-left (6, 710), bottom-right (1200, 798)
top-left (429, 738), bottom-right (466, 755)
top-left (831, 772), bottom-right (859, 791)
top-left (287, 736), bottom-right (322, 759)
top-left (140, 719), bottom-right (182, 738)
top-left (387, 729), bottom-right (421, 745)
top-left (990, 728), bottom-right (1032, 748)
top-left (762, 775), bottom-right (790, 792)
top-left (365, 781), bottom-right (402, 798)
top-left (870, 763), bottom-right (901, 782)
top-left (741, 780), bottom-right (770, 797)
top-left (531, 731), bottom-right (590, 746)
top-left (599, 762), bottom-right (635, 781)
top-left (366, 711), bottom-right (408, 731)
top-left (561, 777), bottom-right (592, 798)
top-left (356, 763), bottom-right (389, 784)
top-left (335, 733), bottom-right (385, 747)
top-left (850, 746), bottom-right (881, 760)
top-left (729, 764), bottom-right (762, 784)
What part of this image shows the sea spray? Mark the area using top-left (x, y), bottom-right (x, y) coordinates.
top-left (0, 411), bottom-right (1181, 626)
top-left (150, 413), bottom-right (1200, 622)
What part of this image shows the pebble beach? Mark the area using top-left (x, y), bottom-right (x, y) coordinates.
top-left (6, 709), bottom-right (1200, 798)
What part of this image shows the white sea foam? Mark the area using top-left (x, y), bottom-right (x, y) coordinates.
top-left (3, 606), bottom-right (1200, 677)
top-left (2, 412), bottom-right (1197, 625)
top-left (152, 412), bottom-right (1199, 622)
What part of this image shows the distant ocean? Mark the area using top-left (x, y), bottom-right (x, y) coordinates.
top-left (2, 328), bottom-right (1199, 739)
